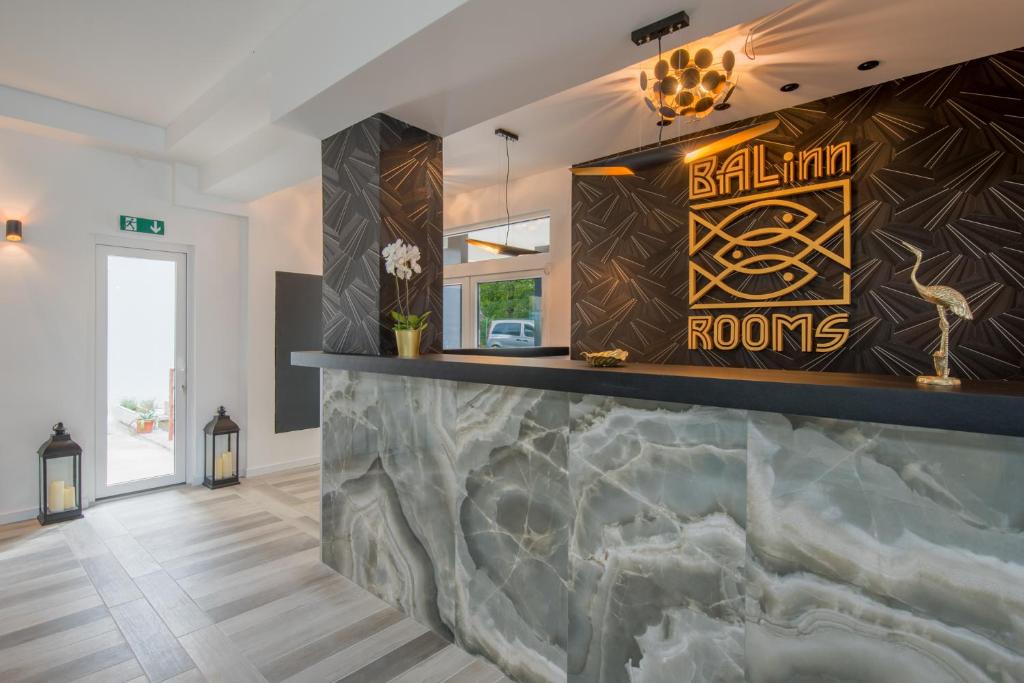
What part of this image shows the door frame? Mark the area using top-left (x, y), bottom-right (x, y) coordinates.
top-left (94, 240), bottom-right (194, 499)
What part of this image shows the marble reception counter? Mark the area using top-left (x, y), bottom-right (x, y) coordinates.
top-left (294, 352), bottom-right (1024, 683)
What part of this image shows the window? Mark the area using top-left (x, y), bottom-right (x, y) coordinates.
top-left (444, 215), bottom-right (550, 350)
top-left (442, 284), bottom-right (462, 350)
top-left (444, 216), bottom-right (550, 265)
top-left (477, 277), bottom-right (542, 348)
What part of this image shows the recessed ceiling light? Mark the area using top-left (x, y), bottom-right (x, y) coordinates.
top-left (780, 83), bottom-right (800, 93)
top-left (858, 60), bottom-right (880, 71)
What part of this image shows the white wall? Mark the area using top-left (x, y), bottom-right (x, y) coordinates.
top-left (444, 167), bottom-right (572, 346)
top-left (242, 178), bottom-right (322, 476)
top-left (0, 127), bottom-right (244, 523)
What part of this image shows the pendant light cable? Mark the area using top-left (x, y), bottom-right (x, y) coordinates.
top-left (504, 135), bottom-right (511, 245)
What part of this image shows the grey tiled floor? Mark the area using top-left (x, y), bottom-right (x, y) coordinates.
top-left (0, 466), bottom-right (510, 682)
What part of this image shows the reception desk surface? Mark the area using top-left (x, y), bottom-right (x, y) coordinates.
top-left (292, 350), bottom-right (1024, 437)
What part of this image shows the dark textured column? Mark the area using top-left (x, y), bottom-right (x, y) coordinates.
top-left (322, 113), bottom-right (443, 355)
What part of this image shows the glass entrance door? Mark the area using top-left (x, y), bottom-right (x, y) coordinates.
top-left (95, 245), bottom-right (187, 497)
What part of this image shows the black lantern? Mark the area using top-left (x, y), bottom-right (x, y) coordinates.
top-left (38, 422), bottom-right (83, 525)
top-left (203, 406), bottom-right (239, 489)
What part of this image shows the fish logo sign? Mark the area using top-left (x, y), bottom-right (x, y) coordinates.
top-left (688, 179), bottom-right (852, 309)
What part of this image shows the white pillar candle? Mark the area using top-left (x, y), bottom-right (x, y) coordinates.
top-left (214, 455), bottom-right (224, 480)
top-left (48, 480), bottom-right (65, 513)
top-left (222, 451), bottom-right (234, 478)
top-left (63, 485), bottom-right (76, 510)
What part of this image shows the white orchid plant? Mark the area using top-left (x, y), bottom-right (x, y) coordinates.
top-left (382, 239), bottom-right (430, 331)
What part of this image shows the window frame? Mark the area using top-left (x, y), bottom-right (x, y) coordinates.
top-left (443, 214), bottom-right (552, 350)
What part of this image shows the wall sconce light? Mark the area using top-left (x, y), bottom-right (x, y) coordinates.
top-left (6, 220), bottom-right (23, 242)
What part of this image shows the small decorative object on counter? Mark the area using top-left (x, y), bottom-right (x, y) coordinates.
top-left (37, 422), bottom-right (83, 525)
top-left (582, 349), bottom-right (629, 368)
top-left (899, 240), bottom-right (974, 387)
top-left (203, 406), bottom-right (240, 489)
top-left (383, 239), bottom-right (431, 358)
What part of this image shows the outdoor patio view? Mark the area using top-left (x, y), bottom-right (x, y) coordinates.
top-left (105, 255), bottom-right (176, 485)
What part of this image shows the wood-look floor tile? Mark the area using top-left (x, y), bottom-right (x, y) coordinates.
top-left (322, 627), bottom-right (448, 683)
top-left (142, 513), bottom-right (284, 561)
top-left (286, 516), bottom-right (319, 539)
top-left (81, 553), bottom-right (142, 607)
top-left (0, 612), bottom-right (117, 668)
top-left (277, 618), bottom-right (427, 683)
top-left (178, 624), bottom-right (268, 683)
top-left (110, 598), bottom-right (196, 682)
top-left (134, 570), bottom-right (212, 637)
top-left (20, 642), bottom-right (136, 683)
top-left (0, 556), bottom-right (81, 592)
top-left (445, 659), bottom-right (509, 683)
top-left (0, 525), bottom-right (62, 556)
top-left (257, 606), bottom-right (403, 682)
top-left (0, 467), bottom-right (513, 683)
top-left (0, 541), bottom-right (67, 573)
top-left (0, 572), bottom-right (92, 609)
top-left (166, 533), bottom-right (318, 582)
top-left (61, 519), bottom-right (110, 560)
top-left (226, 581), bottom-right (377, 662)
top-left (0, 629), bottom-right (127, 681)
top-left (201, 563), bottom-right (338, 624)
top-left (177, 547), bottom-right (320, 602)
top-left (68, 656), bottom-right (145, 683)
top-left (104, 533), bottom-right (161, 578)
top-left (387, 644), bottom-right (478, 683)
top-left (158, 522), bottom-right (295, 568)
top-left (161, 668), bottom-right (208, 683)
top-left (83, 508), bottom-right (130, 540)
top-left (0, 593), bottom-right (105, 637)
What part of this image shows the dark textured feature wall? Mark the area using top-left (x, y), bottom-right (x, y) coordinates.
top-left (572, 47), bottom-right (1024, 380)
top-left (322, 113), bottom-right (443, 355)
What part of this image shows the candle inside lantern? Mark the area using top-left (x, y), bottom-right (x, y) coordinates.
top-left (63, 485), bottom-right (76, 510)
top-left (48, 480), bottom-right (65, 513)
top-left (221, 451), bottom-right (234, 478)
top-left (214, 455), bottom-right (224, 479)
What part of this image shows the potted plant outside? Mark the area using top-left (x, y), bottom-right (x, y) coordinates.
top-left (135, 400), bottom-right (157, 434)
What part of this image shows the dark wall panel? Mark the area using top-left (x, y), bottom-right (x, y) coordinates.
top-left (276, 272), bottom-right (322, 433)
top-left (321, 113), bottom-right (443, 355)
top-left (572, 47), bottom-right (1024, 381)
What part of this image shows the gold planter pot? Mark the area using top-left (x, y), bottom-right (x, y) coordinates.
top-left (395, 328), bottom-right (423, 358)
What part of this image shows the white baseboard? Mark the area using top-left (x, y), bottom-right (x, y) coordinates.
top-left (244, 455), bottom-right (320, 478)
top-left (0, 507), bottom-right (39, 525)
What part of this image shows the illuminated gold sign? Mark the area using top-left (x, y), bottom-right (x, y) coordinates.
top-left (686, 136), bottom-right (853, 353)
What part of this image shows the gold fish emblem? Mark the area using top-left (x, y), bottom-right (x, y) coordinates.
top-left (688, 179), bottom-right (852, 309)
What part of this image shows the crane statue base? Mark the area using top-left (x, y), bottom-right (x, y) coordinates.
top-left (916, 327), bottom-right (960, 387)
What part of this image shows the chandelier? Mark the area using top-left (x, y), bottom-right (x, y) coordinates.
top-left (639, 43), bottom-right (737, 127)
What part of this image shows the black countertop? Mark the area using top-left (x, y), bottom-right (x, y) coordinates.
top-left (292, 350), bottom-right (1024, 438)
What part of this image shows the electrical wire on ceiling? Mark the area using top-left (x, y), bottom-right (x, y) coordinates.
top-left (744, 4), bottom-right (789, 60)
top-left (504, 133), bottom-right (511, 244)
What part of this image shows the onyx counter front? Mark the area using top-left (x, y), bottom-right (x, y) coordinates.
top-left (296, 352), bottom-right (1024, 683)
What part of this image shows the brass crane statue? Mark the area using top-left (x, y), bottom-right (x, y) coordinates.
top-left (899, 240), bottom-right (973, 386)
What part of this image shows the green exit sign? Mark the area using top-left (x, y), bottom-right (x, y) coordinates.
top-left (119, 215), bottom-right (164, 236)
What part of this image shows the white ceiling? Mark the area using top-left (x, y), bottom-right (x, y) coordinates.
top-left (1, 0), bottom-right (1023, 205)
top-left (0, 0), bottom-right (307, 126)
top-left (443, 0), bottom-right (1024, 194)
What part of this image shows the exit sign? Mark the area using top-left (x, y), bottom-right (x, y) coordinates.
top-left (119, 215), bottom-right (164, 236)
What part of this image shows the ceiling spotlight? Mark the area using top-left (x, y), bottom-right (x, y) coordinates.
top-left (857, 60), bottom-right (880, 71)
top-left (780, 82), bottom-right (800, 92)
